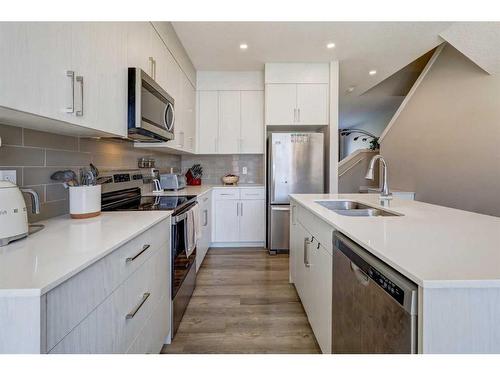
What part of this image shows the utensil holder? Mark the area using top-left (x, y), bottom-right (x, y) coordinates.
top-left (69, 185), bottom-right (101, 219)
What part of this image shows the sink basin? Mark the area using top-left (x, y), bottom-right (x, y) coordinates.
top-left (315, 200), bottom-right (402, 217)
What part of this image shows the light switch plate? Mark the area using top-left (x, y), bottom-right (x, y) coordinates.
top-left (0, 170), bottom-right (17, 184)
top-left (242, 167), bottom-right (248, 175)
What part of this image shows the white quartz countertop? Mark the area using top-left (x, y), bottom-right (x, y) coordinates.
top-left (144, 184), bottom-right (265, 197)
top-left (0, 211), bottom-right (171, 297)
top-left (291, 193), bottom-right (500, 288)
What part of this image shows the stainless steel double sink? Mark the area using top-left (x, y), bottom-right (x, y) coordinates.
top-left (315, 200), bottom-right (402, 217)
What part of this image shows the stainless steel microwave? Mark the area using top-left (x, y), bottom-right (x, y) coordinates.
top-left (127, 67), bottom-right (175, 142)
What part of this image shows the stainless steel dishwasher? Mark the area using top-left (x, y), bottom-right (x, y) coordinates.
top-left (332, 232), bottom-right (418, 354)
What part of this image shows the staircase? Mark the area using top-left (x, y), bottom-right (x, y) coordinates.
top-left (338, 149), bottom-right (379, 193)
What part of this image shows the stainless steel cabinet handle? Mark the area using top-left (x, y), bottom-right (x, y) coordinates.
top-left (125, 292), bottom-right (150, 319)
top-left (240, 202), bottom-right (243, 216)
top-left (236, 202), bottom-right (239, 216)
top-left (125, 244), bottom-right (151, 263)
top-left (304, 237), bottom-right (311, 267)
top-left (66, 70), bottom-right (75, 113)
top-left (75, 75), bottom-right (84, 116)
top-left (149, 57), bottom-right (154, 79)
top-left (297, 108), bottom-right (301, 122)
top-left (203, 209), bottom-right (208, 226)
top-left (294, 108), bottom-right (297, 122)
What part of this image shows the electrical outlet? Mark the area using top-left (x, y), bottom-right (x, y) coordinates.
top-left (242, 167), bottom-right (248, 175)
top-left (0, 170), bottom-right (17, 184)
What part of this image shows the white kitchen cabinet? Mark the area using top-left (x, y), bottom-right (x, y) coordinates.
top-left (241, 91), bottom-right (264, 153)
top-left (239, 199), bottom-right (266, 242)
top-left (196, 90), bottom-right (264, 154)
top-left (213, 188), bottom-right (265, 246)
top-left (214, 199), bottom-right (240, 242)
top-left (196, 192), bottom-right (212, 272)
top-left (0, 23), bottom-right (72, 123)
top-left (71, 22), bottom-right (128, 137)
top-left (265, 84), bottom-right (296, 125)
top-left (296, 84), bottom-right (329, 125)
top-left (182, 75), bottom-right (197, 153)
top-left (290, 199), bottom-right (332, 353)
top-left (197, 91), bottom-right (219, 153)
top-left (265, 83), bottom-right (328, 126)
top-left (126, 22), bottom-right (154, 76)
top-left (219, 91), bottom-right (241, 154)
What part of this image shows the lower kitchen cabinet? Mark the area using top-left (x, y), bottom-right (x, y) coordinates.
top-left (290, 200), bottom-right (332, 353)
top-left (196, 192), bottom-right (212, 272)
top-left (213, 188), bottom-right (265, 246)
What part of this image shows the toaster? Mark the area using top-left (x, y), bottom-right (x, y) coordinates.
top-left (160, 173), bottom-right (186, 191)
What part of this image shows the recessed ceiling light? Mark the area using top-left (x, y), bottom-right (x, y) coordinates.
top-left (369, 70), bottom-right (377, 76)
top-left (326, 42), bottom-right (336, 49)
top-left (239, 43), bottom-right (248, 50)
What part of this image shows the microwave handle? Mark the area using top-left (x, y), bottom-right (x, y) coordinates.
top-left (164, 102), bottom-right (175, 131)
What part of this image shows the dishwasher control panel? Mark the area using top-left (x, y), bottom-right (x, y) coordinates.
top-left (368, 267), bottom-right (404, 305)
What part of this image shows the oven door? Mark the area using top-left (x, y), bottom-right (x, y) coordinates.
top-left (171, 205), bottom-right (197, 299)
top-left (128, 68), bottom-right (175, 142)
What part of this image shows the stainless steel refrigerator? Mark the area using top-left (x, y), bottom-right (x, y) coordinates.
top-left (267, 132), bottom-right (324, 253)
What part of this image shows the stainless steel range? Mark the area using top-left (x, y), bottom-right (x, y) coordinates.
top-left (100, 170), bottom-right (197, 339)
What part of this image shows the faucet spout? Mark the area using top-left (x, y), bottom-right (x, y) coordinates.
top-left (365, 155), bottom-right (392, 201)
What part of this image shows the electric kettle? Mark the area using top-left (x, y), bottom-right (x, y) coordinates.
top-left (0, 180), bottom-right (40, 246)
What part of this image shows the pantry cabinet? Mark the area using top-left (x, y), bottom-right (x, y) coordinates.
top-left (196, 192), bottom-right (212, 272)
top-left (196, 90), bottom-right (264, 154)
top-left (213, 188), bottom-right (265, 246)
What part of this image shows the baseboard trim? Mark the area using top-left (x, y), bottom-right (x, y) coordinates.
top-left (210, 242), bottom-right (266, 248)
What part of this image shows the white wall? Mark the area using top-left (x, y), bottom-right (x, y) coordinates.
top-left (380, 44), bottom-right (500, 216)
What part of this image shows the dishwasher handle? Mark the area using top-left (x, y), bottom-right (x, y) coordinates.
top-left (350, 262), bottom-right (370, 287)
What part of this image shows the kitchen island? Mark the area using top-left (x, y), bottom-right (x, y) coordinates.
top-left (290, 193), bottom-right (500, 354)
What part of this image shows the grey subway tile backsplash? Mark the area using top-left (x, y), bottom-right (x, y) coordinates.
top-left (0, 123), bottom-right (263, 222)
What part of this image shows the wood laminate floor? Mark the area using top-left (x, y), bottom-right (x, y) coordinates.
top-left (161, 248), bottom-right (321, 354)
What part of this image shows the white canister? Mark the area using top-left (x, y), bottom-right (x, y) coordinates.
top-left (69, 185), bottom-right (101, 219)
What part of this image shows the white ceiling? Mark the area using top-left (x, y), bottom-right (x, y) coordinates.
top-left (172, 22), bottom-right (453, 130)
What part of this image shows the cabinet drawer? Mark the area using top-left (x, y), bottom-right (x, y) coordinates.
top-left (46, 218), bottom-right (170, 350)
top-left (296, 204), bottom-right (333, 253)
top-left (240, 188), bottom-right (265, 200)
top-left (50, 245), bottom-right (169, 354)
top-left (213, 188), bottom-right (240, 200)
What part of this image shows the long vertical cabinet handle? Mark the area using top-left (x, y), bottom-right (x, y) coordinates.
top-left (66, 71), bottom-right (75, 113)
top-left (304, 237), bottom-right (311, 267)
top-left (203, 209), bottom-right (208, 226)
top-left (236, 202), bottom-right (239, 217)
top-left (240, 202), bottom-right (243, 216)
top-left (297, 108), bottom-right (301, 123)
top-left (75, 75), bottom-right (84, 117)
top-left (149, 57), bottom-right (155, 79)
top-left (294, 108), bottom-right (297, 123)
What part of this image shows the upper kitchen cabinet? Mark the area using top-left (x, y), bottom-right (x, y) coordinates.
top-left (196, 71), bottom-right (265, 155)
top-left (71, 22), bottom-right (128, 137)
top-left (265, 63), bottom-right (330, 126)
top-left (240, 91), bottom-right (264, 153)
top-left (0, 22), bottom-right (128, 137)
top-left (126, 22), bottom-right (154, 76)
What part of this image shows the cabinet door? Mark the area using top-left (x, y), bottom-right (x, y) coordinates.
top-left (239, 200), bottom-right (265, 242)
top-left (196, 194), bottom-right (212, 272)
top-left (240, 91), bottom-right (264, 154)
top-left (197, 91), bottom-right (219, 154)
top-left (265, 84), bottom-right (296, 125)
top-left (296, 83), bottom-right (329, 125)
top-left (126, 22), bottom-right (153, 75)
top-left (181, 76), bottom-right (196, 152)
top-left (289, 203), bottom-right (298, 283)
top-left (294, 222), bottom-right (310, 307)
top-left (151, 30), bottom-right (168, 89)
top-left (218, 91), bottom-right (241, 154)
top-left (0, 23), bottom-right (72, 122)
top-left (214, 200), bottom-right (240, 242)
top-left (71, 22), bottom-right (128, 137)
top-left (307, 242), bottom-right (332, 353)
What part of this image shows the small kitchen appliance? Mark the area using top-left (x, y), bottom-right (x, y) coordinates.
top-left (0, 181), bottom-right (40, 246)
top-left (160, 172), bottom-right (186, 191)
